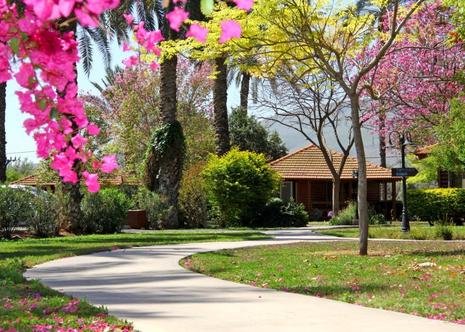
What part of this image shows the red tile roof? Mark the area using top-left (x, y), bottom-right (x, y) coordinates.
top-left (270, 144), bottom-right (397, 180)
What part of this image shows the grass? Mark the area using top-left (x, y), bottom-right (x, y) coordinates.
top-left (0, 230), bottom-right (269, 331)
top-left (318, 225), bottom-right (465, 240)
top-left (183, 241), bottom-right (465, 325)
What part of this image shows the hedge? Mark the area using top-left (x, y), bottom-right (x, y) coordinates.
top-left (408, 188), bottom-right (465, 224)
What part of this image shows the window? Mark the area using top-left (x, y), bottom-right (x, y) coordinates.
top-left (280, 181), bottom-right (294, 202)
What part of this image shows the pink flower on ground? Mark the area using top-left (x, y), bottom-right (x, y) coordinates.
top-left (219, 20), bottom-right (241, 43)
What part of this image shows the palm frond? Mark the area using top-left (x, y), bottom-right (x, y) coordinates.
top-left (78, 30), bottom-right (93, 77)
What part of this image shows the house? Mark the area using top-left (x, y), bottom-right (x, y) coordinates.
top-left (415, 145), bottom-right (465, 188)
top-left (269, 144), bottom-right (400, 219)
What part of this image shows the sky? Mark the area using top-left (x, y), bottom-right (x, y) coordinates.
top-left (5, 30), bottom-right (396, 167)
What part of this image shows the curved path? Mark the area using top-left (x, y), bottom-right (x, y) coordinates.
top-left (26, 230), bottom-right (463, 332)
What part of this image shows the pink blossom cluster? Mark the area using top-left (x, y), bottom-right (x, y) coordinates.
top-left (361, 0), bottom-right (465, 140)
top-left (0, 0), bottom-right (118, 192)
top-left (123, 0), bottom-right (252, 70)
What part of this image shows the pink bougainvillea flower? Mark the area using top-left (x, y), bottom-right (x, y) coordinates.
top-left (123, 55), bottom-right (139, 67)
top-left (123, 13), bottom-right (133, 25)
top-left (101, 154), bottom-right (118, 173)
top-left (232, 0), bottom-right (254, 11)
top-left (15, 63), bottom-right (36, 88)
top-left (82, 171), bottom-right (100, 193)
top-left (219, 20), bottom-right (242, 43)
top-left (150, 61), bottom-right (160, 71)
top-left (166, 6), bottom-right (189, 32)
top-left (186, 24), bottom-right (208, 43)
top-left (58, 0), bottom-right (75, 17)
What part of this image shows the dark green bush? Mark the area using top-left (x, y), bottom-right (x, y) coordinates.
top-left (202, 149), bottom-right (280, 227)
top-left (308, 208), bottom-right (324, 221)
top-left (254, 198), bottom-right (308, 228)
top-left (81, 189), bottom-right (130, 234)
top-left (28, 191), bottom-right (59, 237)
top-left (0, 187), bottom-right (34, 238)
top-left (408, 188), bottom-right (465, 224)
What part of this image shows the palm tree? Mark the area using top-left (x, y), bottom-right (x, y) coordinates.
top-left (0, 82), bottom-right (6, 183)
top-left (213, 56), bottom-right (230, 155)
top-left (104, 0), bottom-right (185, 228)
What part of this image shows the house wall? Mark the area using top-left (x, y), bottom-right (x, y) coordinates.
top-left (287, 179), bottom-right (395, 219)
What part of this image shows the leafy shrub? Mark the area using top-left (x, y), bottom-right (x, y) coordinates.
top-left (434, 225), bottom-right (453, 240)
top-left (131, 188), bottom-right (167, 229)
top-left (81, 189), bottom-right (130, 234)
top-left (330, 202), bottom-right (357, 225)
top-left (179, 162), bottom-right (209, 228)
top-left (254, 198), bottom-right (308, 228)
top-left (202, 149), bottom-right (280, 227)
top-left (28, 191), bottom-right (59, 237)
top-left (408, 188), bottom-right (465, 224)
top-left (0, 187), bottom-right (34, 238)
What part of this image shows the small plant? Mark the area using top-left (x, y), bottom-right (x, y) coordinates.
top-left (434, 224), bottom-right (453, 240)
top-left (81, 189), bottom-right (130, 234)
top-left (179, 162), bottom-right (209, 228)
top-left (132, 188), bottom-right (167, 229)
top-left (308, 208), bottom-right (324, 221)
top-left (255, 198), bottom-right (308, 228)
top-left (28, 191), bottom-right (59, 238)
top-left (330, 202), bottom-right (357, 225)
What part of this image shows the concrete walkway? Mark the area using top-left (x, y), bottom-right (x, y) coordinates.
top-left (25, 230), bottom-right (463, 332)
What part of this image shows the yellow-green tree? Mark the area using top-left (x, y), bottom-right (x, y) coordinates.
top-left (240, 0), bottom-right (426, 255)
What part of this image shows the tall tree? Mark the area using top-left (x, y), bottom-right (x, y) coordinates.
top-left (213, 56), bottom-right (231, 155)
top-left (246, 0), bottom-right (425, 255)
top-left (0, 82), bottom-right (5, 183)
top-left (258, 69), bottom-right (353, 214)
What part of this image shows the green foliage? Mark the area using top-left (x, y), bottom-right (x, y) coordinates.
top-left (81, 189), bottom-right (130, 234)
top-left (408, 188), bottom-right (465, 224)
top-left (131, 188), bottom-right (167, 229)
top-left (330, 202), bottom-right (357, 225)
top-left (0, 187), bottom-right (34, 238)
top-left (28, 191), bottom-right (59, 238)
top-left (229, 108), bottom-right (287, 161)
top-left (202, 149), bottom-right (280, 227)
top-left (179, 162), bottom-right (209, 228)
top-left (254, 198), bottom-right (308, 228)
top-left (144, 121), bottom-right (186, 191)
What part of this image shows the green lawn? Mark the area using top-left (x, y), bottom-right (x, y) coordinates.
top-left (183, 241), bottom-right (465, 324)
top-left (318, 225), bottom-right (465, 240)
top-left (0, 231), bottom-right (269, 331)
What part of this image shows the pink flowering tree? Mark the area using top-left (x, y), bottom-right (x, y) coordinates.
top-left (362, 0), bottom-right (465, 146)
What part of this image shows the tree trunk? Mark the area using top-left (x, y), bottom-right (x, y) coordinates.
top-left (62, 181), bottom-right (83, 233)
top-left (350, 94), bottom-right (369, 256)
top-left (0, 82), bottom-right (6, 183)
top-left (240, 72), bottom-right (250, 112)
top-left (213, 57), bottom-right (230, 155)
top-left (332, 177), bottom-right (341, 215)
top-left (157, 55), bottom-right (184, 229)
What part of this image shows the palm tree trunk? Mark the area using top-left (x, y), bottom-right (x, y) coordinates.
top-left (379, 112), bottom-right (387, 168)
top-left (156, 55), bottom-right (184, 229)
top-left (350, 94), bottom-right (369, 256)
top-left (0, 82), bottom-right (6, 183)
top-left (240, 72), bottom-right (250, 112)
top-left (213, 57), bottom-right (230, 155)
